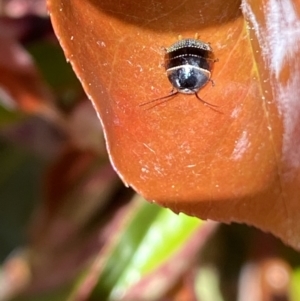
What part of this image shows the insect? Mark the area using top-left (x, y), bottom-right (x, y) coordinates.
top-left (140, 36), bottom-right (217, 109)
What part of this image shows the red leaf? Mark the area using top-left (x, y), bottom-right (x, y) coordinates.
top-left (48, 0), bottom-right (300, 249)
top-left (0, 20), bottom-right (54, 116)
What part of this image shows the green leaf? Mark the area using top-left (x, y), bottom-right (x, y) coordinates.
top-left (79, 197), bottom-right (202, 300)
top-left (0, 140), bottom-right (45, 261)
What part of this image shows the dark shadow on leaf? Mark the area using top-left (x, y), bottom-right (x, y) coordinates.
top-left (90, 0), bottom-right (242, 31)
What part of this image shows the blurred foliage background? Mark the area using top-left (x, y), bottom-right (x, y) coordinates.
top-left (0, 0), bottom-right (300, 300)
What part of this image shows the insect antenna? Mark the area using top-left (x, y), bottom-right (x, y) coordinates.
top-left (194, 92), bottom-right (223, 113)
top-left (194, 92), bottom-right (218, 107)
top-left (139, 90), bottom-right (179, 109)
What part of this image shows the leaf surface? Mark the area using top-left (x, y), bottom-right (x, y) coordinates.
top-left (48, 0), bottom-right (300, 249)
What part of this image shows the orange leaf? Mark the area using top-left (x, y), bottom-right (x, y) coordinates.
top-left (48, 0), bottom-right (300, 249)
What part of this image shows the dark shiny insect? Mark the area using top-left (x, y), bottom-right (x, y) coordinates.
top-left (140, 38), bottom-right (217, 109)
